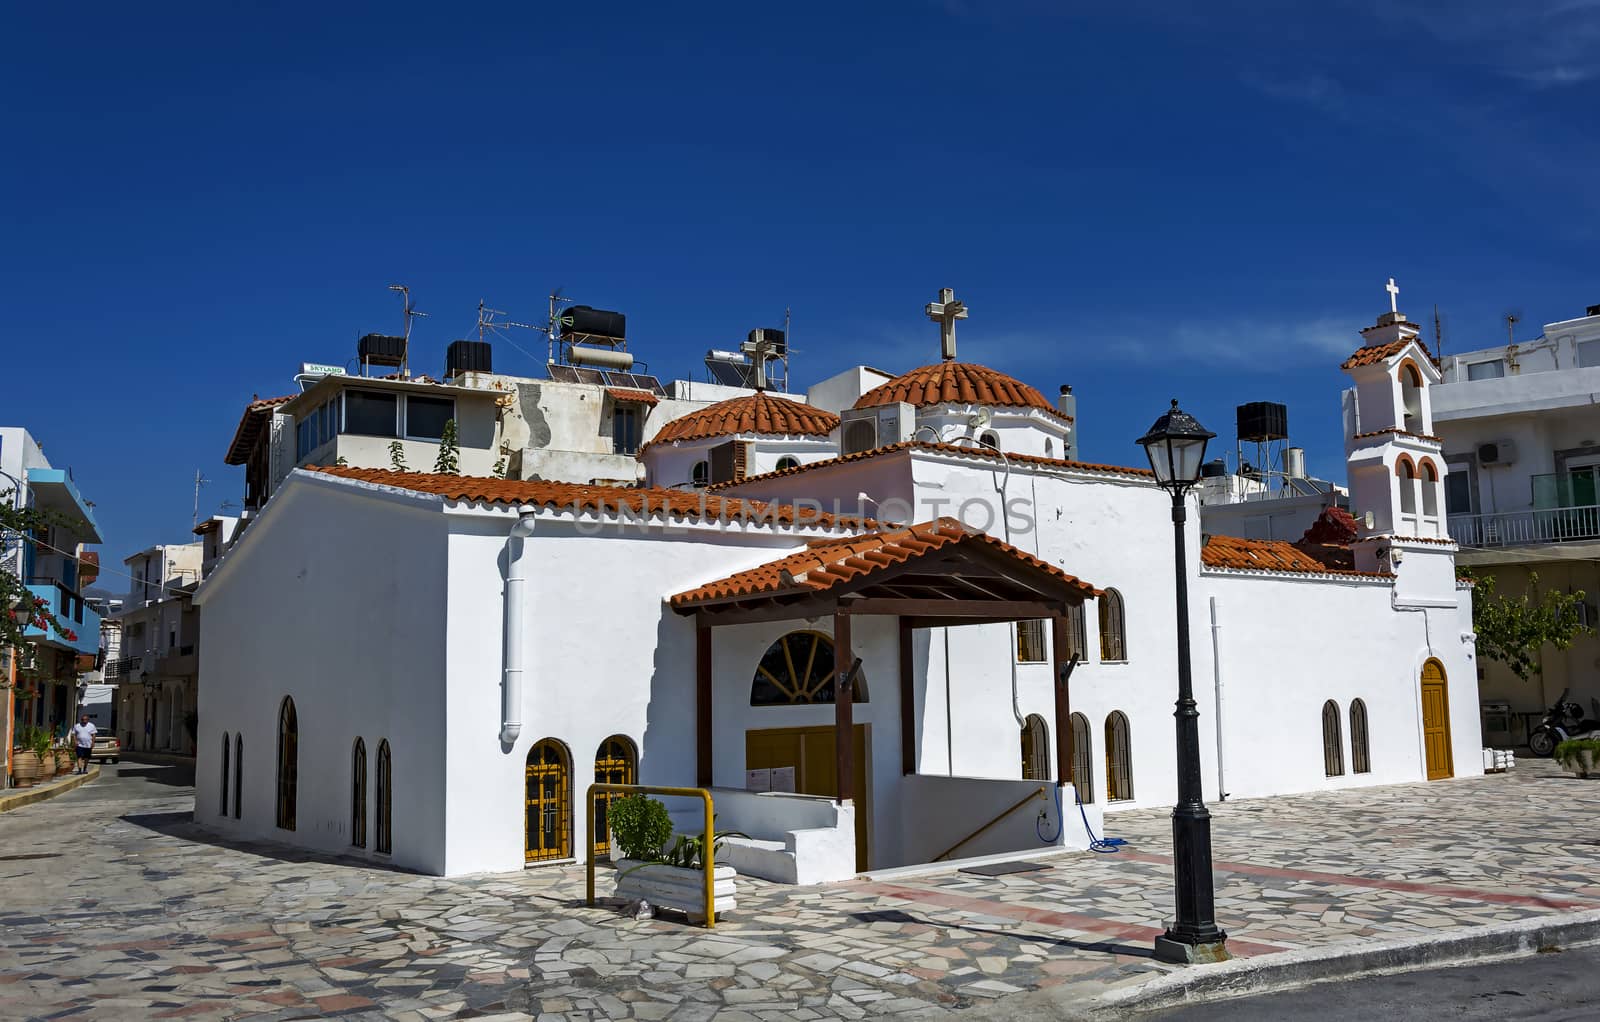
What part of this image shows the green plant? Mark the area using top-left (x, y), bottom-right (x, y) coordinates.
top-left (388, 441), bottom-right (409, 472)
top-left (433, 419), bottom-right (460, 474)
top-left (607, 794), bottom-right (674, 861)
top-left (23, 725), bottom-right (50, 759)
top-left (1555, 739), bottom-right (1600, 776)
top-left (0, 490), bottom-right (79, 665)
top-left (492, 456), bottom-right (507, 479)
top-left (1466, 570), bottom-right (1592, 684)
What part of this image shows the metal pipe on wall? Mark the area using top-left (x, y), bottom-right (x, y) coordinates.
top-left (500, 507), bottom-right (539, 745)
top-left (1209, 596), bottom-right (1227, 801)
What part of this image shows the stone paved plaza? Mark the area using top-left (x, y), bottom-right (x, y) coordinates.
top-left (3, 758), bottom-right (1599, 1020)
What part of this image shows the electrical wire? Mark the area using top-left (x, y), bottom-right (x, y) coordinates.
top-left (6, 531), bottom-right (195, 599)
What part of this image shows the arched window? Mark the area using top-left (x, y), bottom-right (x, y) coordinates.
top-left (525, 739), bottom-right (571, 863)
top-left (691, 461), bottom-right (709, 487)
top-left (751, 631), bottom-right (867, 706)
top-left (1420, 460), bottom-right (1440, 518)
top-left (1322, 700), bottom-right (1344, 777)
top-left (351, 738), bottom-right (368, 849)
top-left (979, 430), bottom-right (1000, 451)
top-left (220, 732), bottom-right (230, 817)
top-left (1105, 711), bottom-right (1133, 801)
top-left (1021, 714), bottom-right (1050, 780)
top-left (233, 735), bottom-right (243, 819)
top-left (1045, 438), bottom-right (1054, 458)
top-left (1098, 589), bottom-right (1127, 661)
top-left (775, 455), bottom-right (801, 472)
top-left (593, 735), bottom-right (638, 860)
top-left (1399, 361), bottom-right (1424, 429)
top-left (375, 739), bottom-right (392, 855)
top-left (1061, 602), bottom-right (1090, 663)
top-left (1397, 458), bottom-right (1418, 515)
top-left (1350, 699), bottom-right (1371, 774)
top-left (1070, 713), bottom-right (1093, 804)
top-left (275, 697), bottom-right (297, 831)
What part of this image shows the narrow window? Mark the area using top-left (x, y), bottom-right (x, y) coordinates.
top-left (1398, 460), bottom-right (1418, 515)
top-left (1021, 714), bottom-right (1050, 780)
top-left (1323, 700), bottom-right (1345, 777)
top-left (1016, 619), bottom-right (1047, 663)
top-left (1061, 602), bottom-right (1090, 663)
top-left (612, 406), bottom-right (642, 455)
top-left (1421, 461), bottom-right (1440, 518)
top-left (1070, 713), bottom-right (1093, 804)
top-left (1350, 699), bottom-right (1371, 774)
top-left (1104, 711), bottom-right (1133, 801)
top-left (592, 735), bottom-right (637, 860)
top-left (220, 732), bottom-right (230, 817)
top-left (276, 697), bottom-right (297, 831)
top-left (352, 738), bottom-right (368, 849)
top-left (234, 735), bottom-right (242, 819)
top-left (1098, 589), bottom-right (1127, 661)
top-left (376, 739), bottom-right (392, 854)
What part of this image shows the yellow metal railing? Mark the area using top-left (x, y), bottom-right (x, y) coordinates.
top-left (932, 785), bottom-right (1047, 862)
top-left (584, 783), bottom-right (717, 928)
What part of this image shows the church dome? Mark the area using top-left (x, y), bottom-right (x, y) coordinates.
top-left (648, 391), bottom-right (840, 448)
top-left (854, 362), bottom-right (1069, 421)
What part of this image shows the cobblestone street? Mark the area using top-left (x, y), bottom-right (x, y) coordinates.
top-left (4, 758), bottom-right (1599, 1020)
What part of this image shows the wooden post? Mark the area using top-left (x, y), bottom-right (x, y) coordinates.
top-left (899, 618), bottom-right (916, 776)
top-left (834, 610), bottom-right (854, 805)
top-left (696, 623), bottom-right (713, 789)
top-left (1050, 614), bottom-right (1075, 789)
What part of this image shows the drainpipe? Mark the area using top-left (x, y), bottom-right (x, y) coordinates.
top-left (500, 506), bottom-right (538, 745)
top-left (1209, 596), bottom-right (1227, 801)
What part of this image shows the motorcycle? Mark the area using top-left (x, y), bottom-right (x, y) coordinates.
top-left (1527, 689), bottom-right (1600, 757)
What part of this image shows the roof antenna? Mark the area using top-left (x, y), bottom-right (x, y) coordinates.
top-left (388, 284), bottom-right (428, 378)
top-left (192, 469), bottom-right (210, 530)
top-left (1433, 304), bottom-right (1444, 360)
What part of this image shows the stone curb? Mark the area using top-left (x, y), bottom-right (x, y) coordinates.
top-left (122, 751), bottom-right (195, 767)
top-left (1079, 908), bottom-right (1600, 1016)
top-left (0, 766), bottom-right (99, 814)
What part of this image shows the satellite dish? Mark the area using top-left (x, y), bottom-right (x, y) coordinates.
top-left (968, 406), bottom-right (993, 429)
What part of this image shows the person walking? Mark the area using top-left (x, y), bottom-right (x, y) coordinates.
top-left (68, 714), bottom-right (96, 775)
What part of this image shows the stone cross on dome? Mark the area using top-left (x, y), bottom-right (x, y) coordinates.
top-left (925, 287), bottom-right (968, 362)
top-left (1385, 277), bottom-right (1400, 315)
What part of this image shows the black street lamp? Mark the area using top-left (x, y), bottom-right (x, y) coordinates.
top-left (1137, 400), bottom-right (1229, 965)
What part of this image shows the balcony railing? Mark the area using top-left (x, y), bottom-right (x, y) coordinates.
top-left (1448, 504), bottom-right (1600, 548)
top-left (22, 580), bottom-right (102, 655)
top-left (105, 655), bottom-right (143, 680)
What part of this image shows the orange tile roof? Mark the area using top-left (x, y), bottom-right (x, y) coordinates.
top-left (671, 517), bottom-right (1099, 609)
top-left (1201, 534), bottom-right (1393, 579)
top-left (707, 440), bottom-right (1153, 492)
top-left (1341, 337), bottom-right (1442, 372)
top-left (646, 392), bottom-right (839, 450)
top-left (1352, 427), bottom-right (1443, 443)
top-left (304, 466), bottom-right (868, 530)
top-left (855, 362), bottom-right (1071, 422)
top-left (607, 387), bottom-right (659, 406)
top-left (225, 394), bottom-right (295, 465)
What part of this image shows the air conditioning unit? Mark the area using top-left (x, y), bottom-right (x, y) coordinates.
top-left (1477, 439), bottom-right (1517, 467)
top-left (708, 440), bottom-right (750, 486)
top-left (839, 403), bottom-right (916, 456)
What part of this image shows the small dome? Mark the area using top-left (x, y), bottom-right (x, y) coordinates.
top-left (854, 362), bottom-right (1068, 421)
top-left (648, 392), bottom-right (840, 448)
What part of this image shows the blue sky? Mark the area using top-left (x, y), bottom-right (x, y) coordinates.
top-left (4, 2), bottom-right (1596, 583)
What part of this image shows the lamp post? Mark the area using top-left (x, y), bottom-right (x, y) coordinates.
top-left (1137, 400), bottom-right (1229, 965)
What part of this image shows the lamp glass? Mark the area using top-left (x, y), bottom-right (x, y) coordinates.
top-left (1137, 401), bottom-right (1215, 494)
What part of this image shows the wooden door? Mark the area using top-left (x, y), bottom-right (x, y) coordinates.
top-left (1421, 659), bottom-right (1454, 780)
top-left (525, 740), bottom-right (571, 863)
top-left (592, 736), bottom-right (636, 860)
top-left (746, 725), bottom-right (869, 871)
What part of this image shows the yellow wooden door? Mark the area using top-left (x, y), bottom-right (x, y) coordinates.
top-left (746, 725), bottom-right (869, 871)
top-left (592, 736), bottom-right (636, 860)
top-left (1421, 659), bottom-right (1454, 781)
top-left (525, 740), bottom-right (571, 863)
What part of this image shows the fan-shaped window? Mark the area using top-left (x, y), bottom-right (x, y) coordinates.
top-left (691, 461), bottom-right (709, 487)
top-left (1350, 699), bottom-right (1371, 774)
top-left (1421, 460), bottom-right (1440, 518)
top-left (1070, 713), bottom-right (1093, 804)
top-left (1021, 714), bottom-right (1050, 780)
top-left (276, 697), bottom-right (297, 831)
top-left (219, 732), bottom-right (230, 817)
top-left (233, 735), bottom-right (243, 819)
top-left (1322, 700), bottom-right (1344, 777)
top-left (376, 739), bottom-right (392, 854)
top-left (751, 631), bottom-right (867, 706)
top-left (1105, 711), bottom-right (1133, 801)
top-left (352, 738), bottom-right (368, 849)
top-left (775, 455), bottom-right (801, 472)
top-left (1098, 589), bottom-right (1127, 661)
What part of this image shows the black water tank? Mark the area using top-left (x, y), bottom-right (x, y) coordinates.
top-left (747, 327), bottom-right (787, 355)
top-left (1200, 458), bottom-right (1228, 478)
top-left (1236, 401), bottom-right (1289, 442)
top-left (358, 333), bottom-right (407, 366)
top-left (1587, 303), bottom-right (1600, 317)
top-left (446, 339), bottom-right (493, 377)
top-left (563, 305), bottom-right (626, 340)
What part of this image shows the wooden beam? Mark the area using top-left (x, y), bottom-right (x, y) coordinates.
top-left (692, 597), bottom-right (837, 627)
top-left (834, 611), bottom-right (854, 806)
top-left (696, 624), bottom-right (713, 788)
top-left (899, 618), bottom-right (916, 776)
top-left (1050, 616), bottom-right (1075, 790)
top-left (841, 598), bottom-right (1064, 619)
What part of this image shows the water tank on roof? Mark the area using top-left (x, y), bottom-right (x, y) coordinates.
top-left (358, 333), bottom-right (407, 366)
top-left (446, 339), bottom-right (493, 378)
top-left (1200, 458), bottom-right (1228, 478)
top-left (562, 305), bottom-right (626, 340)
top-left (745, 327), bottom-right (787, 355)
top-left (1236, 401), bottom-right (1289, 442)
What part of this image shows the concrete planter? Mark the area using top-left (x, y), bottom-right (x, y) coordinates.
top-left (614, 859), bottom-right (737, 922)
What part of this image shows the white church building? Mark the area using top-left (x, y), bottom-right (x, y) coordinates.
top-left (192, 292), bottom-right (1481, 880)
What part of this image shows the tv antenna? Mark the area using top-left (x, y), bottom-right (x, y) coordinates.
top-left (475, 299), bottom-right (542, 366)
top-left (1432, 304), bottom-right (1444, 359)
top-left (388, 284), bottom-right (428, 377)
top-left (192, 469), bottom-right (210, 530)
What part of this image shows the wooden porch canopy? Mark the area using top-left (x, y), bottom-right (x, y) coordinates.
top-left (670, 518), bottom-right (1101, 805)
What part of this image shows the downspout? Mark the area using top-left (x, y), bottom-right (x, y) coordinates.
top-left (1209, 597), bottom-right (1226, 801)
top-left (501, 506), bottom-right (538, 745)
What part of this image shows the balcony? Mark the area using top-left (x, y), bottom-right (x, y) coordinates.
top-left (1449, 504), bottom-right (1600, 549)
top-left (23, 580), bottom-right (102, 656)
top-left (105, 655), bottom-right (143, 680)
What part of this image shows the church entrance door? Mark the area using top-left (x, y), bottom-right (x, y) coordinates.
top-left (745, 725), bottom-right (869, 871)
top-left (525, 740), bottom-right (571, 863)
top-left (1421, 659), bottom-right (1454, 781)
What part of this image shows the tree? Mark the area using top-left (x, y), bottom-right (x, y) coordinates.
top-left (1, 491), bottom-right (77, 678)
top-left (388, 441), bottom-right (408, 472)
top-left (433, 419), bottom-right (460, 474)
top-left (1469, 570), bottom-right (1592, 684)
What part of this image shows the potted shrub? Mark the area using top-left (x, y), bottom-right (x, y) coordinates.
top-left (27, 727), bottom-right (54, 781)
top-left (610, 794), bottom-right (739, 922)
top-left (11, 727), bottom-right (44, 788)
top-left (1556, 739), bottom-right (1600, 779)
top-left (54, 740), bottom-right (75, 776)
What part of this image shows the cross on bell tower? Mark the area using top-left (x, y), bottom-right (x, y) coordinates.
top-left (1385, 277), bottom-right (1400, 315)
top-left (925, 287), bottom-right (968, 362)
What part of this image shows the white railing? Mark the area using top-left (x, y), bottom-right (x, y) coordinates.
top-left (1448, 504), bottom-right (1600, 548)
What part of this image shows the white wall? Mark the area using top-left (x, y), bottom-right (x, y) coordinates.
top-left (898, 774), bottom-right (1103, 864)
top-left (645, 435), bottom-right (839, 490)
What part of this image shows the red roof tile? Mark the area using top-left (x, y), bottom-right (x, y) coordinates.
top-left (671, 518), bottom-right (1099, 609)
top-left (225, 395), bottom-right (295, 465)
top-left (855, 362), bottom-right (1071, 422)
top-left (607, 387), bottom-right (659, 406)
top-left (1341, 337), bottom-right (1442, 372)
top-left (646, 392), bottom-right (839, 450)
top-left (1201, 534), bottom-right (1393, 579)
top-left (707, 440), bottom-right (1152, 492)
top-left (304, 466), bottom-right (868, 530)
